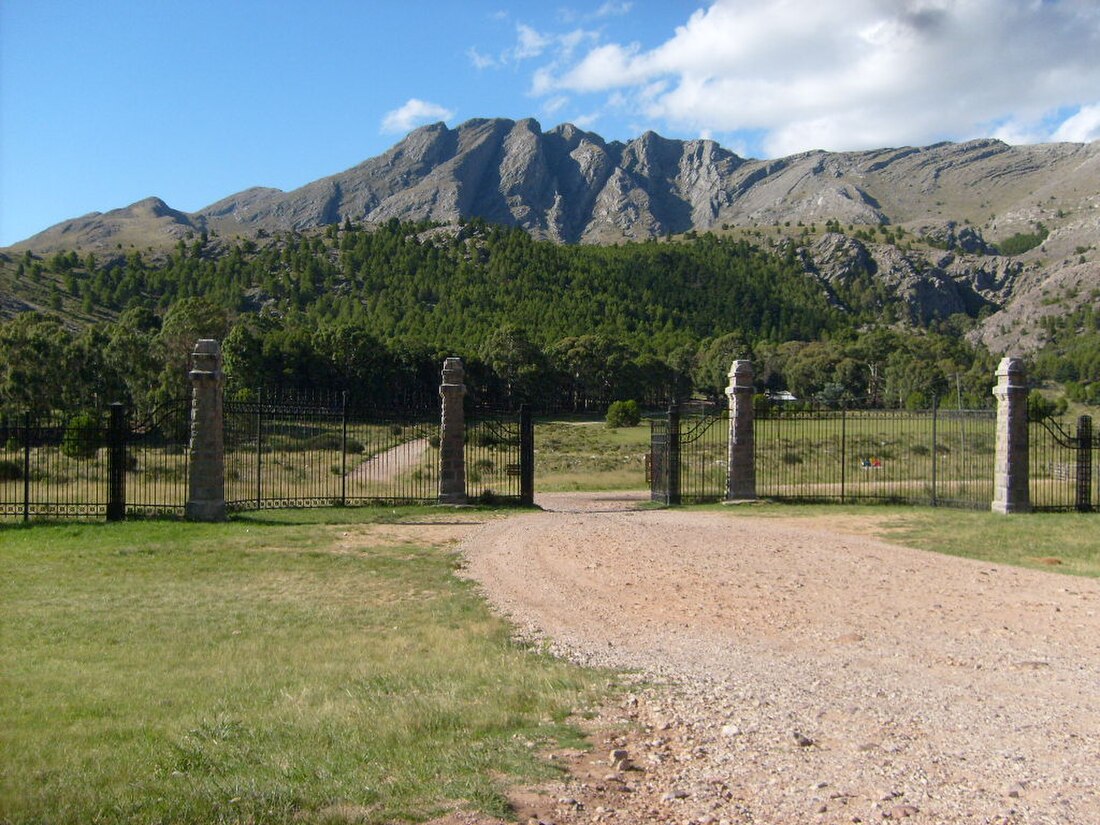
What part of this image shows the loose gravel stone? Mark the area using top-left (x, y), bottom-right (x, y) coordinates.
top-left (457, 494), bottom-right (1100, 824)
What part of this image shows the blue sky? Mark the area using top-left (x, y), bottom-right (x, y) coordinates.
top-left (2, 0), bottom-right (1099, 246)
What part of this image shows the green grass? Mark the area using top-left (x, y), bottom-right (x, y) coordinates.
top-left (704, 502), bottom-right (1100, 578)
top-left (877, 509), bottom-right (1100, 576)
top-left (0, 509), bottom-right (603, 825)
top-left (534, 419), bottom-right (650, 491)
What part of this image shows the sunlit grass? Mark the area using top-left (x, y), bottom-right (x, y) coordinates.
top-left (704, 501), bottom-right (1100, 578)
top-left (0, 511), bottom-right (603, 825)
top-left (534, 419), bottom-right (650, 492)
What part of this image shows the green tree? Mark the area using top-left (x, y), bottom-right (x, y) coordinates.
top-left (154, 297), bottom-right (229, 404)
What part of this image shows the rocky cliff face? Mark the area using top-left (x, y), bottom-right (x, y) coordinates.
top-left (8, 118), bottom-right (1099, 353)
top-left (14, 118), bottom-right (1099, 252)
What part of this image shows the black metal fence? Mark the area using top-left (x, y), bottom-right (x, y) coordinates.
top-left (220, 392), bottom-right (534, 511)
top-left (3, 392), bottom-right (534, 520)
top-left (0, 400), bottom-right (191, 521)
top-left (1029, 415), bottom-right (1097, 512)
top-left (649, 403), bottom-right (727, 504)
top-left (466, 406), bottom-right (533, 505)
top-left (756, 404), bottom-right (996, 508)
top-left (224, 391), bottom-right (440, 510)
top-left (651, 401), bottom-right (998, 509)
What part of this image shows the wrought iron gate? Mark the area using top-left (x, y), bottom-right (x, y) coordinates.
top-left (465, 405), bottom-right (533, 505)
top-left (649, 403), bottom-right (727, 504)
top-left (1030, 415), bottom-right (1096, 512)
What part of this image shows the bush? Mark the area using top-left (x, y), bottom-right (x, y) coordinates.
top-left (1027, 390), bottom-right (1065, 422)
top-left (62, 413), bottom-right (101, 459)
top-left (0, 459), bottom-right (22, 481)
top-left (606, 400), bottom-right (641, 429)
top-left (997, 224), bottom-right (1048, 256)
top-left (304, 433), bottom-right (343, 450)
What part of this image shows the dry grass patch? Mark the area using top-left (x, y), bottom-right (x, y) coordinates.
top-left (0, 508), bottom-right (604, 825)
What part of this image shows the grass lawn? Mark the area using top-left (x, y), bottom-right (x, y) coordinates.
top-left (708, 502), bottom-right (1100, 578)
top-left (0, 508), bottom-right (604, 825)
top-left (534, 419), bottom-right (650, 492)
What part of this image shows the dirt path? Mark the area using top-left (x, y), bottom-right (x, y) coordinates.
top-left (456, 498), bottom-right (1100, 824)
top-left (347, 437), bottom-right (429, 484)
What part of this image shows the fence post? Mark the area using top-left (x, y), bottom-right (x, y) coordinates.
top-left (438, 357), bottom-right (467, 504)
top-left (668, 404), bottom-right (681, 505)
top-left (992, 357), bottom-right (1030, 514)
top-left (931, 397), bottom-right (938, 508)
top-left (341, 391), bottom-right (349, 507)
top-left (22, 410), bottom-right (31, 522)
top-left (840, 406), bottom-right (847, 503)
top-left (106, 403), bottom-right (126, 521)
top-left (1076, 415), bottom-right (1093, 513)
top-left (725, 359), bottom-right (756, 501)
top-left (255, 389), bottom-right (263, 510)
top-left (185, 339), bottom-right (227, 521)
top-left (520, 403), bottom-right (534, 506)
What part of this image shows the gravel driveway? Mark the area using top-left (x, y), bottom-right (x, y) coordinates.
top-left (456, 494), bottom-right (1100, 824)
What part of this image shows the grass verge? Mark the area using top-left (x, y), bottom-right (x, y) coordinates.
top-left (534, 419), bottom-right (650, 492)
top-left (0, 508), bottom-right (603, 825)
top-left (706, 501), bottom-right (1100, 578)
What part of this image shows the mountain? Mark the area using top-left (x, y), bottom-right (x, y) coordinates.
top-left (11, 117), bottom-right (1099, 250)
top-left (5, 117), bottom-right (1100, 353)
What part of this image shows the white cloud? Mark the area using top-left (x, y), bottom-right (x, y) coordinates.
top-left (1052, 104), bottom-right (1100, 144)
top-left (572, 111), bottom-right (601, 129)
top-left (594, 2), bottom-right (632, 18)
top-left (530, 0), bottom-right (1100, 156)
top-left (467, 47), bottom-right (497, 70)
top-left (542, 95), bottom-right (570, 115)
top-left (381, 99), bottom-right (456, 134)
top-left (515, 24), bottom-right (552, 59)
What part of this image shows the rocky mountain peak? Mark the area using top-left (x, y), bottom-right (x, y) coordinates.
top-left (5, 119), bottom-right (1098, 355)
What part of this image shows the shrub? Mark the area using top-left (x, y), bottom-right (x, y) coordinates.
top-left (0, 459), bottom-right (22, 481)
top-left (474, 431), bottom-right (499, 447)
top-left (305, 433), bottom-right (343, 450)
top-left (997, 224), bottom-right (1048, 256)
top-left (606, 400), bottom-right (641, 429)
top-left (62, 413), bottom-right (101, 459)
top-left (1027, 390), bottom-right (1060, 422)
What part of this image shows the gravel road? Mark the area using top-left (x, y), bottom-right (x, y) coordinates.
top-left (455, 494), bottom-right (1100, 825)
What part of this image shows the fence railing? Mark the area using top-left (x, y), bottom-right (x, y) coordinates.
top-left (465, 406), bottom-right (532, 505)
top-left (650, 401), bottom-right (999, 509)
top-left (1030, 415), bottom-right (1097, 512)
top-left (757, 404), bottom-right (996, 508)
top-left (224, 392), bottom-right (440, 510)
top-left (1, 401), bottom-right (192, 521)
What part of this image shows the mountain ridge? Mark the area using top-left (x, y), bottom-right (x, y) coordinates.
top-left (5, 117), bottom-right (1099, 355)
top-left (10, 118), bottom-right (1098, 254)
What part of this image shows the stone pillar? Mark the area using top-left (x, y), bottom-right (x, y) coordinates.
top-left (992, 356), bottom-right (1030, 514)
top-left (726, 359), bottom-right (756, 501)
top-left (438, 356), bottom-right (467, 504)
top-left (185, 339), bottom-right (227, 521)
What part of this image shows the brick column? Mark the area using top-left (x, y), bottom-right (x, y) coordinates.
top-left (185, 339), bottom-right (227, 521)
top-left (726, 359), bottom-right (756, 501)
top-left (438, 357), bottom-right (467, 504)
top-left (992, 356), bottom-right (1030, 514)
